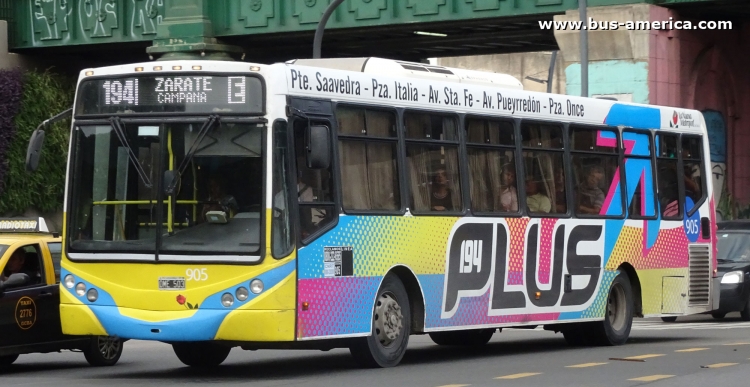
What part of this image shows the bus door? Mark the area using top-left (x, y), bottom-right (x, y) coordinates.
top-left (288, 98), bottom-right (337, 243)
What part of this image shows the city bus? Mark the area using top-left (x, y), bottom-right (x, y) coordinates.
top-left (27, 57), bottom-right (719, 368)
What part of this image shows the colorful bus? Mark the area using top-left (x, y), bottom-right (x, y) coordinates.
top-left (28, 57), bottom-right (719, 368)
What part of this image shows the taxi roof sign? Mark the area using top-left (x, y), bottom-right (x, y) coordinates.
top-left (0, 218), bottom-right (49, 233)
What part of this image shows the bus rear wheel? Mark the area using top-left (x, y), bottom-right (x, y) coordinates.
top-left (349, 275), bottom-right (411, 368)
top-left (592, 272), bottom-right (634, 346)
top-left (173, 342), bottom-right (231, 367)
top-left (661, 316), bottom-right (678, 322)
top-left (429, 329), bottom-right (495, 346)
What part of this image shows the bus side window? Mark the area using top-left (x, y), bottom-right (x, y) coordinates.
top-left (520, 122), bottom-right (564, 215)
top-left (404, 111), bottom-right (462, 213)
top-left (681, 135), bottom-right (705, 213)
top-left (570, 126), bottom-right (621, 217)
top-left (337, 106), bottom-right (400, 212)
top-left (294, 120), bottom-right (336, 240)
top-left (656, 134), bottom-right (682, 219)
top-left (47, 242), bottom-right (62, 283)
top-left (465, 117), bottom-right (517, 214)
top-left (623, 131), bottom-right (656, 219)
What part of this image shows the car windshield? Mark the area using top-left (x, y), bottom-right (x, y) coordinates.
top-left (0, 244), bottom-right (8, 259)
top-left (717, 232), bottom-right (750, 263)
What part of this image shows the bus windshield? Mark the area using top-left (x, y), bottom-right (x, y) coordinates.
top-left (68, 120), bottom-right (264, 261)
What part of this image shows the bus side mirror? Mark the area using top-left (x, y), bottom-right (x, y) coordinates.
top-left (26, 129), bottom-right (46, 172)
top-left (306, 125), bottom-right (330, 169)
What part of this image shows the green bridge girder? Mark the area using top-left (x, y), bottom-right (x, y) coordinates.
top-left (1, 0), bottom-right (731, 63)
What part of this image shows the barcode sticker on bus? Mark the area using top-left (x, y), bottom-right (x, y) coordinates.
top-left (323, 246), bottom-right (354, 277)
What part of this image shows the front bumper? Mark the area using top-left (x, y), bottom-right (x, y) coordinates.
top-left (714, 282), bottom-right (750, 314)
top-left (61, 304), bottom-right (295, 342)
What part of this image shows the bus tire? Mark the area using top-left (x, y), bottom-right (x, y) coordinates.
top-left (0, 354), bottom-right (18, 366)
top-left (349, 275), bottom-right (411, 368)
top-left (592, 272), bottom-right (634, 346)
top-left (429, 329), bottom-right (495, 346)
top-left (712, 312), bottom-right (727, 319)
top-left (661, 316), bottom-right (678, 322)
top-left (83, 336), bottom-right (123, 366)
top-left (172, 342), bottom-right (231, 368)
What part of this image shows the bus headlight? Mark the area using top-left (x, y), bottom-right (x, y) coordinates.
top-left (721, 271), bottom-right (743, 284)
top-left (236, 287), bottom-right (249, 301)
top-left (221, 293), bottom-right (234, 307)
top-left (250, 279), bottom-right (264, 294)
top-left (75, 282), bottom-right (86, 296)
top-left (87, 288), bottom-right (99, 302)
top-left (64, 275), bottom-right (75, 289)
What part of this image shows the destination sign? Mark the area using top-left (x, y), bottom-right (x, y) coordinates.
top-left (76, 74), bottom-right (264, 115)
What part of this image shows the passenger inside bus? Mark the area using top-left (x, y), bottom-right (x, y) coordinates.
top-left (200, 176), bottom-right (239, 223)
top-left (525, 176), bottom-right (551, 213)
top-left (576, 165), bottom-right (605, 215)
top-left (431, 167), bottom-right (454, 211)
top-left (499, 164), bottom-right (518, 212)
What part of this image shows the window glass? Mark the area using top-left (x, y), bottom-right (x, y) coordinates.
top-left (272, 121), bottom-right (293, 258)
top-left (337, 107), bottom-right (400, 211)
top-left (623, 131), bottom-right (655, 219)
top-left (404, 112), bottom-right (458, 141)
top-left (1, 245), bottom-right (44, 288)
top-left (656, 134), bottom-right (679, 158)
top-left (47, 242), bottom-right (62, 283)
top-left (521, 123), bottom-right (563, 149)
top-left (522, 151), bottom-right (565, 214)
top-left (294, 121), bottom-right (335, 239)
top-left (465, 118), bottom-right (517, 213)
top-left (337, 106), bottom-right (396, 137)
top-left (572, 156), bottom-right (620, 216)
top-left (682, 136), bottom-right (705, 213)
top-left (466, 118), bottom-right (514, 146)
top-left (656, 134), bottom-right (682, 219)
top-left (339, 141), bottom-right (400, 210)
top-left (622, 131), bottom-right (651, 157)
top-left (406, 145), bottom-right (461, 212)
top-left (467, 149), bottom-right (516, 213)
top-left (570, 127), bottom-right (618, 153)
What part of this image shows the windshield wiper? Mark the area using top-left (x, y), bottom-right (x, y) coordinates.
top-left (109, 116), bottom-right (152, 188)
top-left (166, 115), bottom-right (220, 195)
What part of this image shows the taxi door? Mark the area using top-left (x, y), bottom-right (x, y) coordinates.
top-left (0, 244), bottom-right (62, 347)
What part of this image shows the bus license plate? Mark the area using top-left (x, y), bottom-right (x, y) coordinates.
top-left (158, 277), bottom-right (186, 291)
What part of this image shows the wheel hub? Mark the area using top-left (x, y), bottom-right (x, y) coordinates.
top-left (607, 283), bottom-right (627, 332)
top-left (375, 292), bottom-right (403, 347)
top-left (97, 336), bottom-right (121, 360)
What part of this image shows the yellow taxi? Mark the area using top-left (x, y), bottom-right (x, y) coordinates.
top-left (0, 218), bottom-right (123, 367)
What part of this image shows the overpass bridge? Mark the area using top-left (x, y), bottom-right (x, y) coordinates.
top-left (1, 0), bottom-right (747, 66)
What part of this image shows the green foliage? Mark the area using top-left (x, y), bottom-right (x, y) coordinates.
top-left (0, 70), bottom-right (75, 214)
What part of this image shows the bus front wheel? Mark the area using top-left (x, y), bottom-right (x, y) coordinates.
top-left (173, 342), bottom-right (231, 367)
top-left (349, 275), bottom-right (411, 368)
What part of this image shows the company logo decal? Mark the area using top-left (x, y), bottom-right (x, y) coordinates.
top-left (15, 296), bottom-right (36, 330)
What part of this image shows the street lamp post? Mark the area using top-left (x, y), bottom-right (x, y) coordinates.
top-left (313, 0), bottom-right (346, 59)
